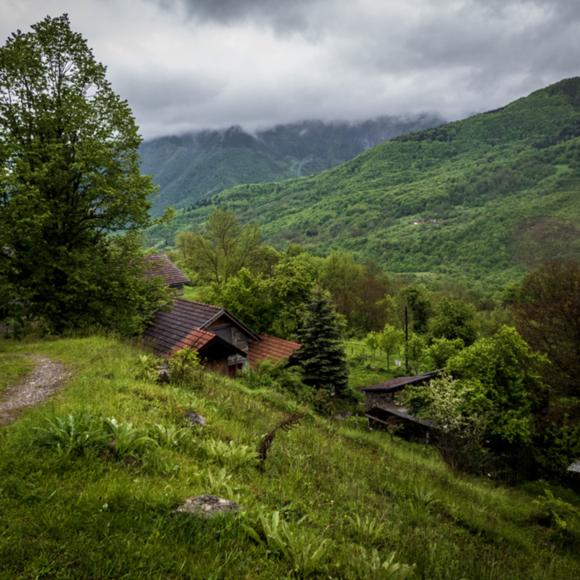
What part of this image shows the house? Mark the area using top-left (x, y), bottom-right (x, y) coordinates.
top-left (360, 371), bottom-right (439, 440)
top-left (144, 298), bottom-right (300, 375)
top-left (144, 253), bottom-right (191, 294)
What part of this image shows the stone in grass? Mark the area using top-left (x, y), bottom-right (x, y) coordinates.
top-left (175, 495), bottom-right (240, 518)
top-left (184, 411), bottom-right (207, 426)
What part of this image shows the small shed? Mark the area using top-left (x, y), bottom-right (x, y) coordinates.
top-left (361, 371), bottom-right (440, 441)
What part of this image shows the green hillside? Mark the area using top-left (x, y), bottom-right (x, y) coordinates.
top-left (140, 115), bottom-right (443, 215)
top-left (147, 78), bottom-right (580, 287)
top-left (0, 336), bottom-right (578, 578)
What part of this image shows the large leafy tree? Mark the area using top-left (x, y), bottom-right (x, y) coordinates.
top-left (0, 15), bottom-right (165, 332)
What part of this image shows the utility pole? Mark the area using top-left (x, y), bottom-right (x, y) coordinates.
top-left (404, 305), bottom-right (409, 374)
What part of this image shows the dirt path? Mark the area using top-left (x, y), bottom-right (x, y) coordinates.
top-left (0, 356), bottom-right (70, 426)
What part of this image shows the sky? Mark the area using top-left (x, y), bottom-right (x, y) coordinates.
top-left (1, 0), bottom-right (580, 138)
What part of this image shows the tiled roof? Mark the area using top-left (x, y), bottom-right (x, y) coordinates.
top-left (144, 253), bottom-right (191, 287)
top-left (248, 334), bottom-right (301, 367)
top-left (360, 370), bottom-right (440, 393)
top-left (143, 299), bottom-right (222, 356)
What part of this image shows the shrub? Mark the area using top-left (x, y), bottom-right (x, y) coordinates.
top-left (149, 423), bottom-right (192, 449)
top-left (348, 547), bottom-right (415, 580)
top-left (531, 489), bottom-right (579, 532)
top-left (240, 360), bottom-right (312, 402)
top-left (168, 348), bottom-right (202, 386)
top-left (135, 354), bottom-right (161, 382)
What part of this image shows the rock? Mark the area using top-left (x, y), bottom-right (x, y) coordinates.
top-left (185, 411), bottom-right (206, 426)
top-left (175, 495), bottom-right (240, 518)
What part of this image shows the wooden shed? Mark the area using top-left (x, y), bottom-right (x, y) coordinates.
top-left (361, 371), bottom-right (439, 441)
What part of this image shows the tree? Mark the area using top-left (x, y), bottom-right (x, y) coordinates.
top-left (511, 261), bottom-right (580, 398)
top-left (425, 337), bottom-right (464, 369)
top-left (430, 298), bottom-right (478, 346)
top-left (0, 15), bottom-right (165, 333)
top-left (176, 209), bottom-right (263, 285)
top-left (399, 285), bottom-right (432, 334)
top-left (378, 324), bottom-right (404, 370)
top-left (294, 290), bottom-right (348, 398)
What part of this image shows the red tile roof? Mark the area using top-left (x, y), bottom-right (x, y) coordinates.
top-left (144, 253), bottom-right (191, 287)
top-left (248, 334), bottom-right (301, 367)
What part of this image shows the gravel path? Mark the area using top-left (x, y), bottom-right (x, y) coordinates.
top-left (0, 356), bottom-right (70, 426)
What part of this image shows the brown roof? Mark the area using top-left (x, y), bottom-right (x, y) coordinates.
top-left (361, 371), bottom-right (440, 393)
top-left (248, 334), bottom-right (301, 367)
top-left (143, 299), bottom-right (221, 355)
top-left (144, 253), bottom-right (191, 287)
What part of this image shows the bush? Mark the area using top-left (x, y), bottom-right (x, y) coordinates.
top-left (168, 348), bottom-right (202, 386)
top-left (135, 354), bottom-right (161, 382)
top-left (531, 489), bottom-right (579, 534)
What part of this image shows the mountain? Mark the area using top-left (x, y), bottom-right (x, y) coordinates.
top-left (140, 115), bottom-right (444, 214)
top-left (146, 78), bottom-right (580, 288)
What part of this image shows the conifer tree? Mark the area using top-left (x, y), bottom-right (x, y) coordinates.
top-left (294, 290), bottom-right (348, 397)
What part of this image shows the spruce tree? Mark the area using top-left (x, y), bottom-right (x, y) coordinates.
top-left (294, 290), bottom-right (348, 397)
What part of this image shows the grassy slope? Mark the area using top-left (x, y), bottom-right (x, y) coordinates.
top-left (146, 78), bottom-right (580, 288)
top-left (0, 336), bottom-right (578, 578)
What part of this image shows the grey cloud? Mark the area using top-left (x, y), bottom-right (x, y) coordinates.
top-left (1, 0), bottom-right (579, 137)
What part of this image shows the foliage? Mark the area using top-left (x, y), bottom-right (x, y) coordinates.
top-left (399, 285), bottom-right (432, 334)
top-left (447, 326), bottom-right (547, 448)
top-left (0, 15), bottom-right (165, 334)
top-left (135, 354), bottom-right (161, 383)
top-left (430, 298), bottom-right (478, 345)
top-left (294, 290), bottom-right (349, 398)
top-left (103, 417), bottom-right (158, 460)
top-left (406, 333), bottom-right (427, 374)
top-left (176, 209), bottom-right (264, 285)
top-left (512, 260), bottom-right (580, 397)
top-left (378, 324), bottom-right (405, 370)
top-left (350, 547), bottom-right (415, 580)
top-left (532, 489), bottom-right (579, 533)
top-left (345, 513), bottom-right (387, 546)
top-left (424, 337), bottom-right (464, 369)
top-left (167, 348), bottom-right (202, 386)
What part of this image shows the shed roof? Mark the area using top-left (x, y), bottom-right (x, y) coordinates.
top-left (568, 460), bottom-right (580, 474)
top-left (248, 334), bottom-right (301, 367)
top-left (367, 402), bottom-right (436, 429)
top-left (144, 253), bottom-right (191, 287)
top-left (361, 370), bottom-right (440, 393)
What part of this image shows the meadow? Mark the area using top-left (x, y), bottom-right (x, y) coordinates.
top-left (0, 336), bottom-right (578, 578)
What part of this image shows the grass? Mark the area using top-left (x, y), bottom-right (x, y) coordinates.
top-left (0, 350), bottom-right (35, 395)
top-left (0, 335), bottom-right (578, 578)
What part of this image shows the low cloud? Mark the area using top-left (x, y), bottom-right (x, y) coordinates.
top-left (1, 0), bottom-right (579, 138)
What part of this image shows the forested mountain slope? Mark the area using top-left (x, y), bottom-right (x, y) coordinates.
top-left (147, 78), bottom-right (580, 287)
top-left (140, 115), bottom-right (443, 214)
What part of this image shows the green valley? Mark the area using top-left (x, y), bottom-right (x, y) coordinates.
top-left (147, 78), bottom-right (580, 288)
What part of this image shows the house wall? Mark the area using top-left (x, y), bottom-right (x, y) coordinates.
top-left (364, 391), bottom-right (396, 411)
top-left (207, 316), bottom-right (251, 353)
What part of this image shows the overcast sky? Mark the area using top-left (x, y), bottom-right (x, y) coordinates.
top-left (1, 0), bottom-right (579, 138)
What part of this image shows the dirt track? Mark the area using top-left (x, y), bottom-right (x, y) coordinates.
top-left (0, 356), bottom-right (69, 426)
